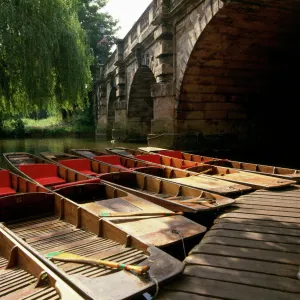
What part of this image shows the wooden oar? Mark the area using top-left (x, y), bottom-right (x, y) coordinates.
top-left (45, 251), bottom-right (150, 276)
top-left (171, 198), bottom-right (217, 207)
top-left (99, 211), bottom-right (183, 217)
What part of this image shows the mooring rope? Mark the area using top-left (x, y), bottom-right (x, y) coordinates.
top-left (172, 229), bottom-right (187, 258)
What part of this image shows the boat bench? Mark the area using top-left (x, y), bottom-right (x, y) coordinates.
top-left (52, 178), bottom-right (101, 190)
top-left (59, 159), bottom-right (98, 176)
top-left (0, 170), bottom-right (17, 197)
top-left (158, 150), bottom-right (183, 159)
top-left (93, 155), bottom-right (126, 170)
top-left (134, 154), bottom-right (161, 165)
top-left (19, 164), bottom-right (66, 187)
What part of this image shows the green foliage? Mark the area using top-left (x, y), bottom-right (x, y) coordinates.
top-left (0, 0), bottom-right (93, 115)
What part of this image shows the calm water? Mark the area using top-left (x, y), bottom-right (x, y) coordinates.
top-left (1, 136), bottom-right (299, 169)
top-left (0, 137), bottom-right (146, 168)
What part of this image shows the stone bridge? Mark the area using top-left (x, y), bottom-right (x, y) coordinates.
top-left (94, 0), bottom-right (300, 151)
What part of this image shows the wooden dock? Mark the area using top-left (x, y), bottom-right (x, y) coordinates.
top-left (157, 186), bottom-right (300, 299)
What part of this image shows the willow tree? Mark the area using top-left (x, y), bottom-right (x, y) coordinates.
top-left (0, 0), bottom-right (93, 123)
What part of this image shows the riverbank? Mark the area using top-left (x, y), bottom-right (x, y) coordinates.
top-left (1, 117), bottom-right (95, 138)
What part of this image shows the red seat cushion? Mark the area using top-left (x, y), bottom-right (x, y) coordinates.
top-left (0, 170), bottom-right (12, 188)
top-left (79, 170), bottom-right (98, 176)
top-left (35, 176), bottom-right (66, 187)
top-left (93, 155), bottom-right (121, 166)
top-left (19, 164), bottom-right (66, 187)
top-left (59, 159), bottom-right (92, 173)
top-left (134, 155), bottom-right (161, 165)
top-left (0, 187), bottom-right (16, 197)
top-left (159, 150), bottom-right (183, 159)
top-left (52, 178), bottom-right (101, 190)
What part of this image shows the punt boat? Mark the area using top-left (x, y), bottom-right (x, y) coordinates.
top-left (105, 148), bottom-right (296, 190)
top-left (0, 186), bottom-right (184, 300)
top-left (2, 154), bottom-right (206, 249)
top-left (138, 147), bottom-right (300, 182)
top-left (69, 148), bottom-right (252, 195)
top-left (43, 152), bottom-right (235, 213)
top-left (0, 225), bottom-right (84, 299)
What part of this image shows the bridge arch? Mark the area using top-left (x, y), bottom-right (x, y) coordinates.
top-left (126, 66), bottom-right (156, 141)
top-left (176, 0), bottom-right (300, 148)
top-left (107, 82), bottom-right (117, 138)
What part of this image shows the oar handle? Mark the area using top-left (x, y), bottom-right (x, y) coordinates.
top-left (51, 256), bottom-right (150, 275)
top-left (99, 211), bottom-right (183, 217)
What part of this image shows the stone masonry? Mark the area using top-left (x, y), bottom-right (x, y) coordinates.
top-left (95, 0), bottom-right (300, 151)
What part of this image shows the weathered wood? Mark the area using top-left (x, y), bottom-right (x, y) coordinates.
top-left (163, 276), bottom-right (299, 300)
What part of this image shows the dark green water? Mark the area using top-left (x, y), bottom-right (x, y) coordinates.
top-left (0, 137), bottom-right (146, 167)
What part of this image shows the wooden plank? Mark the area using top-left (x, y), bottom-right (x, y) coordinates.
top-left (190, 244), bottom-right (300, 265)
top-left (212, 222), bottom-right (300, 237)
top-left (234, 200), bottom-right (300, 209)
top-left (224, 208), bottom-right (300, 218)
top-left (201, 235), bottom-right (300, 253)
top-left (163, 276), bottom-right (299, 300)
top-left (184, 253), bottom-right (298, 278)
top-left (157, 290), bottom-right (219, 300)
top-left (215, 217), bottom-right (300, 230)
top-left (220, 212), bottom-right (300, 223)
top-left (184, 265), bottom-right (300, 293)
top-left (232, 203), bottom-right (300, 212)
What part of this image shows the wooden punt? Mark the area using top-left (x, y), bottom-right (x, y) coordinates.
top-left (70, 148), bottom-right (252, 195)
top-left (0, 225), bottom-right (84, 299)
top-left (106, 148), bottom-right (295, 190)
top-left (0, 192), bottom-right (184, 300)
top-left (2, 153), bottom-right (206, 249)
top-left (139, 147), bottom-right (300, 182)
top-left (98, 171), bottom-right (235, 213)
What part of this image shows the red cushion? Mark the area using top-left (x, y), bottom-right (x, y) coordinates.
top-left (19, 164), bottom-right (58, 179)
top-left (134, 155), bottom-right (161, 165)
top-left (79, 170), bottom-right (98, 176)
top-left (0, 187), bottom-right (16, 197)
top-left (59, 159), bottom-right (92, 172)
top-left (52, 178), bottom-right (101, 190)
top-left (0, 170), bottom-right (11, 188)
top-left (159, 150), bottom-right (182, 159)
top-left (35, 176), bottom-right (66, 187)
top-left (93, 155), bottom-right (121, 166)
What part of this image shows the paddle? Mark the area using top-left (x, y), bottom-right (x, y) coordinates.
top-left (170, 198), bottom-right (217, 207)
top-left (45, 251), bottom-right (150, 276)
top-left (99, 211), bottom-right (183, 217)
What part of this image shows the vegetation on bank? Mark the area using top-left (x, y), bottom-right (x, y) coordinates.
top-left (0, 0), bottom-right (118, 134)
top-left (1, 113), bottom-right (95, 138)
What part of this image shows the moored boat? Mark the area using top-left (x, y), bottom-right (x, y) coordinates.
top-left (139, 147), bottom-right (300, 181)
top-left (3, 152), bottom-right (206, 249)
top-left (106, 148), bottom-right (295, 190)
top-left (0, 225), bottom-right (83, 299)
top-left (69, 148), bottom-right (252, 195)
top-left (0, 191), bottom-right (185, 299)
top-left (98, 171), bottom-right (235, 213)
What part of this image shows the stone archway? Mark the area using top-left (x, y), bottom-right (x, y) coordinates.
top-left (127, 66), bottom-right (156, 141)
top-left (176, 0), bottom-right (300, 151)
top-left (107, 87), bottom-right (116, 138)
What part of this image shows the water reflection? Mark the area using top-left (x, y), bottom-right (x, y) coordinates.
top-left (0, 137), bottom-right (146, 167)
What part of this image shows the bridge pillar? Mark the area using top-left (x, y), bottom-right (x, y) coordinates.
top-left (112, 40), bottom-right (128, 141)
top-left (148, 0), bottom-right (177, 148)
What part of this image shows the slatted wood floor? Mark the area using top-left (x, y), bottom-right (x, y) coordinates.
top-left (157, 186), bottom-right (300, 299)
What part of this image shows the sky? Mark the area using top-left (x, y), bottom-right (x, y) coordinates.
top-left (102, 0), bottom-right (153, 39)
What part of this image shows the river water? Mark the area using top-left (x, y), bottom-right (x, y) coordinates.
top-left (0, 136), bottom-right (299, 169)
top-left (0, 137), bottom-right (146, 167)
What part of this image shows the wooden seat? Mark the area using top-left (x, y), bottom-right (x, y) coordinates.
top-left (134, 155), bottom-right (161, 165)
top-left (0, 170), bottom-right (16, 196)
top-left (59, 159), bottom-right (97, 176)
top-left (159, 150), bottom-right (183, 159)
top-left (19, 163), bottom-right (66, 187)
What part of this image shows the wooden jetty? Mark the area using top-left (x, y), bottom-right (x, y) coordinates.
top-left (156, 186), bottom-right (300, 299)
